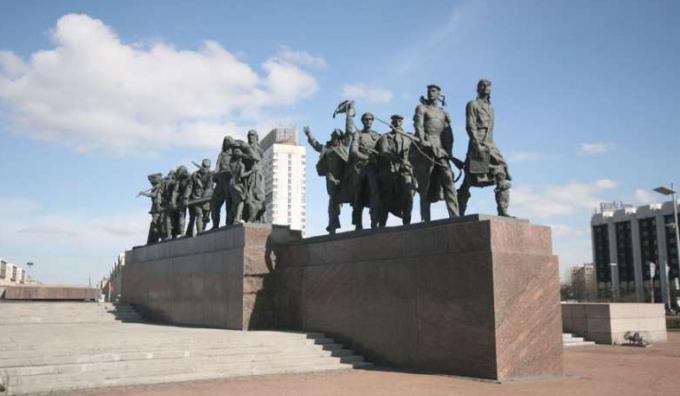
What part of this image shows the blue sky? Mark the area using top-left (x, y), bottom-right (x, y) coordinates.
top-left (0, 0), bottom-right (678, 284)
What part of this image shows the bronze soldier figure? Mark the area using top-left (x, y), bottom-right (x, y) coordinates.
top-left (137, 173), bottom-right (163, 244)
top-left (169, 165), bottom-right (191, 237)
top-left (348, 111), bottom-right (382, 230)
top-left (185, 159), bottom-right (214, 236)
top-left (458, 79), bottom-right (512, 217)
top-left (304, 125), bottom-right (350, 234)
top-left (211, 136), bottom-right (235, 229)
top-left (159, 169), bottom-right (176, 240)
top-left (412, 84), bottom-right (459, 222)
top-left (228, 146), bottom-right (251, 223)
top-left (242, 130), bottom-right (265, 223)
top-left (376, 114), bottom-right (414, 226)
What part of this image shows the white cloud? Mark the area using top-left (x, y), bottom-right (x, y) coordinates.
top-left (512, 179), bottom-right (618, 218)
top-left (577, 142), bottom-right (615, 156)
top-left (550, 224), bottom-right (587, 238)
top-left (272, 46), bottom-right (326, 69)
top-left (0, 195), bottom-right (147, 284)
top-left (634, 188), bottom-right (658, 204)
top-left (508, 151), bottom-right (546, 162)
top-left (342, 83), bottom-right (393, 104)
top-left (0, 14), bottom-right (321, 155)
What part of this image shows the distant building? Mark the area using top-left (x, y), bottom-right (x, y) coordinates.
top-left (0, 258), bottom-right (33, 286)
top-left (261, 128), bottom-right (306, 233)
top-left (591, 200), bottom-right (679, 307)
top-left (570, 263), bottom-right (597, 301)
top-left (101, 253), bottom-right (125, 302)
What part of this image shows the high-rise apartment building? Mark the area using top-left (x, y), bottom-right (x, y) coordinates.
top-left (591, 200), bottom-right (679, 307)
top-left (260, 128), bottom-right (306, 233)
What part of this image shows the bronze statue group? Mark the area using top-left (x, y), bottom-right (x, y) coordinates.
top-left (305, 79), bottom-right (512, 235)
top-left (138, 130), bottom-right (265, 244)
top-left (138, 79), bottom-right (511, 243)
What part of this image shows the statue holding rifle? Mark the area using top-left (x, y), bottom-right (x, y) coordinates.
top-left (411, 84), bottom-right (460, 222)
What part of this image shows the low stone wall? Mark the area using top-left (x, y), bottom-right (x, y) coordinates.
top-left (274, 215), bottom-right (563, 381)
top-left (122, 224), bottom-right (301, 330)
top-left (562, 303), bottom-right (667, 344)
top-left (2, 285), bottom-right (99, 300)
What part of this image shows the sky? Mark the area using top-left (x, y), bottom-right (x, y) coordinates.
top-left (0, 0), bottom-right (678, 285)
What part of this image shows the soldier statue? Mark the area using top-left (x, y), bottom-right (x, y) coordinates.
top-left (304, 124), bottom-right (350, 234)
top-left (228, 145), bottom-right (252, 223)
top-left (376, 114), bottom-right (414, 226)
top-left (458, 79), bottom-right (512, 217)
top-left (137, 172), bottom-right (163, 244)
top-left (169, 165), bottom-right (191, 237)
top-left (185, 159), bottom-right (214, 236)
top-left (348, 111), bottom-right (382, 230)
top-left (159, 169), bottom-right (176, 240)
top-left (211, 136), bottom-right (235, 229)
top-left (242, 130), bottom-right (266, 223)
top-left (412, 84), bottom-right (460, 221)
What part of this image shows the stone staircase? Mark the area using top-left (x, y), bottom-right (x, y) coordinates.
top-left (0, 302), bottom-right (372, 395)
top-left (562, 333), bottom-right (596, 347)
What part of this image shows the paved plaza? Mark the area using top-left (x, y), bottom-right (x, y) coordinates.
top-left (82, 332), bottom-right (680, 396)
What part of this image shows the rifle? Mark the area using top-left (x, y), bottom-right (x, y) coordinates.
top-left (373, 117), bottom-right (464, 170)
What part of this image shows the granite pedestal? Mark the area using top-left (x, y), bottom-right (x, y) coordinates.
top-left (274, 215), bottom-right (563, 381)
top-left (122, 224), bottom-right (301, 330)
top-left (122, 216), bottom-right (563, 381)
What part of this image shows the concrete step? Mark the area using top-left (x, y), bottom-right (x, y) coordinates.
top-left (0, 304), bottom-right (372, 395)
top-left (9, 360), bottom-right (374, 395)
top-left (0, 335), bottom-right (335, 355)
top-left (0, 344), bottom-right (352, 369)
top-left (4, 350), bottom-right (365, 377)
top-left (562, 333), bottom-right (596, 347)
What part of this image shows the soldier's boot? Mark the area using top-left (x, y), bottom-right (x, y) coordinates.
top-left (420, 200), bottom-right (431, 223)
top-left (458, 184), bottom-right (471, 216)
top-left (352, 207), bottom-right (363, 230)
top-left (196, 215), bottom-right (204, 235)
top-left (210, 211), bottom-right (220, 230)
top-left (495, 178), bottom-right (512, 217)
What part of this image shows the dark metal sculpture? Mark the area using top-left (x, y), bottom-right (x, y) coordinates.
top-left (376, 114), bottom-right (415, 226)
top-left (458, 79), bottom-right (512, 217)
top-left (185, 159), bottom-right (214, 236)
top-left (411, 84), bottom-right (460, 222)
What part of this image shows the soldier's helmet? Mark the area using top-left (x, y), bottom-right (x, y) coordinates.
top-left (176, 165), bottom-right (188, 177)
top-left (330, 128), bottom-right (343, 139)
top-left (390, 114), bottom-right (404, 121)
top-left (201, 158), bottom-right (211, 169)
top-left (247, 129), bottom-right (259, 142)
top-left (361, 112), bottom-right (374, 121)
top-left (427, 84), bottom-right (441, 92)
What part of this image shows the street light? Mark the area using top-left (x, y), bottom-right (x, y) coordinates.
top-left (653, 183), bottom-right (680, 309)
top-left (26, 262), bottom-right (34, 282)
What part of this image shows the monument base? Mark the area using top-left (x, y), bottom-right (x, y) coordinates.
top-left (123, 223), bottom-right (301, 330)
top-left (274, 215), bottom-right (563, 381)
top-left (122, 216), bottom-right (563, 381)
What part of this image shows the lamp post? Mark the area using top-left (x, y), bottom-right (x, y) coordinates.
top-left (610, 262), bottom-right (618, 301)
top-left (653, 184), bottom-right (680, 309)
top-left (650, 262), bottom-right (656, 304)
top-left (26, 262), bottom-right (34, 283)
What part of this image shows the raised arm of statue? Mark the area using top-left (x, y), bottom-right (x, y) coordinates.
top-left (303, 126), bottom-right (323, 153)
